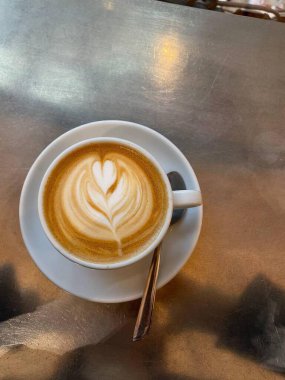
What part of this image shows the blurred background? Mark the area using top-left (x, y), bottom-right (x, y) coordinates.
top-left (161, 0), bottom-right (285, 21)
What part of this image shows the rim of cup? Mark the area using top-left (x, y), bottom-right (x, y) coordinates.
top-left (38, 137), bottom-right (173, 270)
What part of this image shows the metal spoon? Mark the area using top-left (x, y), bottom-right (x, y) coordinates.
top-left (133, 171), bottom-right (186, 341)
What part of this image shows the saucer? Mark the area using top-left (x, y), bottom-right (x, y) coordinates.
top-left (19, 121), bottom-right (202, 303)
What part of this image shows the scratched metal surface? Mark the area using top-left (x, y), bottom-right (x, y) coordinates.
top-left (1, 0), bottom-right (285, 379)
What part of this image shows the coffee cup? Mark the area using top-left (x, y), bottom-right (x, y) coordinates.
top-left (38, 137), bottom-right (202, 269)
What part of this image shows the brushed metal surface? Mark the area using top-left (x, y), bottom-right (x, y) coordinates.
top-left (1, 0), bottom-right (285, 378)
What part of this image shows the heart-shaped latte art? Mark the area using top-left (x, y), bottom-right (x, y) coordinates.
top-left (44, 144), bottom-right (168, 262)
top-left (60, 154), bottom-right (153, 256)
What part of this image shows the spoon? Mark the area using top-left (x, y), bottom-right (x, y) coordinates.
top-left (133, 171), bottom-right (186, 341)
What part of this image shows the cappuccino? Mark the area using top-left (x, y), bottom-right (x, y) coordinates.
top-left (42, 142), bottom-right (168, 263)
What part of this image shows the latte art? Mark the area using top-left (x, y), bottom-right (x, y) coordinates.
top-left (62, 155), bottom-right (153, 255)
top-left (43, 143), bottom-right (168, 263)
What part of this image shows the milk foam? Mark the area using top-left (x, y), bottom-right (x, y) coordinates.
top-left (44, 143), bottom-right (168, 262)
top-left (59, 152), bottom-right (153, 255)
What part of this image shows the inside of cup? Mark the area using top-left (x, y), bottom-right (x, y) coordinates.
top-left (38, 137), bottom-right (173, 269)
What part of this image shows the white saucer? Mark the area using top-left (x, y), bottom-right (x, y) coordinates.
top-left (19, 121), bottom-right (202, 303)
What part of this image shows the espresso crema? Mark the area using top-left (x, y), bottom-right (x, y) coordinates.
top-left (42, 143), bottom-right (169, 263)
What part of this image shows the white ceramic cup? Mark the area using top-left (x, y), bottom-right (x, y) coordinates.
top-left (38, 137), bottom-right (202, 269)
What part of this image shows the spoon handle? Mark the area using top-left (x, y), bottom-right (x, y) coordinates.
top-left (133, 244), bottom-right (161, 341)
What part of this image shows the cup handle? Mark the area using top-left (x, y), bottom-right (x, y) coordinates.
top-left (173, 190), bottom-right (202, 209)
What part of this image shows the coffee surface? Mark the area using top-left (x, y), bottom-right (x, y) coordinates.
top-left (43, 143), bottom-right (168, 263)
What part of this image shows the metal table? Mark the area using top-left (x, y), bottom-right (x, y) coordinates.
top-left (1, 0), bottom-right (285, 378)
